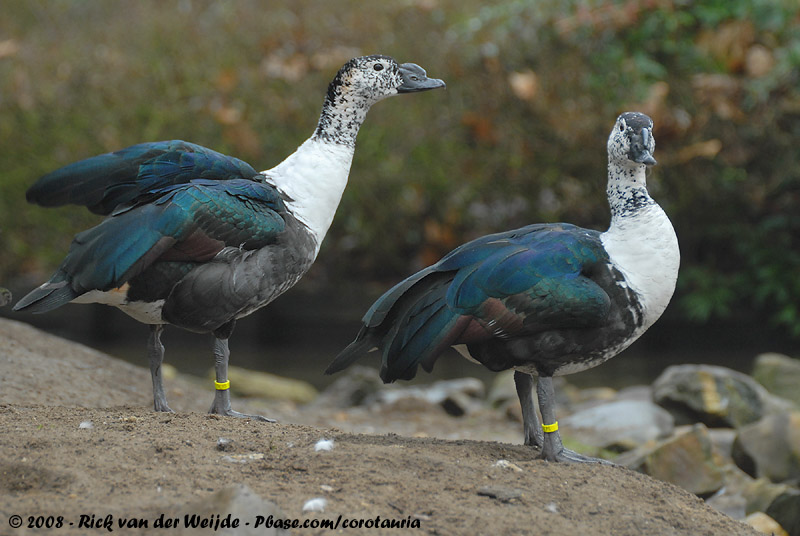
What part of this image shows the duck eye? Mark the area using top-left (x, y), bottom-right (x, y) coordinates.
top-left (373, 63), bottom-right (384, 71)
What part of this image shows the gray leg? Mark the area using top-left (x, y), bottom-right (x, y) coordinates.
top-left (537, 375), bottom-right (611, 464)
top-left (148, 324), bottom-right (173, 413)
top-left (208, 337), bottom-right (275, 422)
top-left (514, 371), bottom-right (543, 448)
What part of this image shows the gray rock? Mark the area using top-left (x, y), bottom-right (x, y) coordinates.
top-left (711, 464), bottom-right (790, 517)
top-left (652, 364), bottom-right (791, 428)
top-left (706, 487), bottom-right (748, 519)
top-left (618, 423), bottom-right (727, 495)
top-left (735, 466), bottom-right (791, 514)
top-left (707, 428), bottom-right (738, 462)
top-left (487, 370), bottom-right (518, 408)
top-left (314, 365), bottom-right (384, 408)
top-left (477, 485), bottom-right (524, 503)
top-left (616, 385), bottom-right (654, 403)
top-left (732, 410), bottom-right (800, 484)
top-left (753, 353), bottom-right (800, 408)
top-left (367, 378), bottom-right (485, 417)
top-left (216, 437), bottom-right (235, 452)
top-left (562, 399), bottom-right (674, 451)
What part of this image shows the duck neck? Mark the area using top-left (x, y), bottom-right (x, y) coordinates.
top-left (312, 85), bottom-right (372, 148)
top-left (601, 159), bottom-right (680, 331)
top-left (606, 160), bottom-right (656, 229)
top-left (262, 76), bottom-right (382, 259)
top-left (264, 134), bottom-right (355, 260)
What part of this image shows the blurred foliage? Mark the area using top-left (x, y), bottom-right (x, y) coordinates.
top-left (1, 0), bottom-right (799, 334)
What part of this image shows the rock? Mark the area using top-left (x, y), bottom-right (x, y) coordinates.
top-left (729, 466), bottom-right (790, 515)
top-left (708, 428), bottom-right (738, 461)
top-left (618, 423), bottom-right (727, 496)
top-left (744, 512), bottom-right (788, 536)
top-left (652, 364), bottom-right (791, 428)
top-left (314, 365), bottom-right (384, 408)
top-left (766, 489), bottom-right (800, 536)
top-left (616, 385), bottom-right (654, 403)
top-left (216, 437), bottom-right (235, 452)
top-left (569, 386), bottom-right (618, 410)
top-left (554, 377), bottom-right (601, 409)
top-left (492, 459), bottom-right (524, 472)
top-left (706, 486), bottom-right (747, 520)
top-left (477, 485), bottom-right (524, 503)
top-left (220, 453), bottom-right (265, 464)
top-left (562, 399), bottom-right (674, 451)
top-left (367, 378), bottom-right (485, 417)
top-left (487, 370), bottom-right (517, 408)
top-left (732, 411), bottom-right (800, 483)
top-left (377, 395), bottom-right (448, 417)
top-left (302, 497), bottom-right (327, 512)
top-left (157, 483), bottom-right (287, 535)
top-left (440, 391), bottom-right (477, 417)
top-left (753, 353), bottom-right (800, 407)
top-left (217, 366), bottom-right (318, 404)
top-left (710, 465), bottom-right (789, 518)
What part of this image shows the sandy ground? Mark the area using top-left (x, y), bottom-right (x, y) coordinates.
top-left (0, 318), bottom-right (759, 535)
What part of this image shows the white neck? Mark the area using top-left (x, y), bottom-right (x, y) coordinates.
top-left (263, 138), bottom-right (355, 259)
top-left (259, 84), bottom-right (384, 259)
top-left (601, 161), bottom-right (680, 331)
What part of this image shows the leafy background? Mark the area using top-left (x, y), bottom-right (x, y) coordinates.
top-left (1, 0), bottom-right (799, 375)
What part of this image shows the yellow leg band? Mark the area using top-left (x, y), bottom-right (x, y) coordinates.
top-left (215, 380), bottom-right (230, 391)
top-left (542, 421), bottom-right (559, 433)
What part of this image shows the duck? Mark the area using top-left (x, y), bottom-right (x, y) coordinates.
top-left (327, 112), bottom-right (679, 463)
top-left (13, 55), bottom-right (445, 420)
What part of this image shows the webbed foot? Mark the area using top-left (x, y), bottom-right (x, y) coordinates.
top-left (208, 406), bottom-right (276, 422)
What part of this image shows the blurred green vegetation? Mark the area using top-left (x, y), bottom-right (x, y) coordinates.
top-left (1, 0), bottom-right (799, 334)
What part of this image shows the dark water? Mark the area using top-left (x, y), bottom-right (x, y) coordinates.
top-left (3, 283), bottom-right (798, 391)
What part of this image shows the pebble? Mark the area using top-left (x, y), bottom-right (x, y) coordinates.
top-left (493, 459), bottom-right (523, 472)
top-left (314, 438), bottom-right (335, 452)
top-left (216, 437), bottom-right (234, 451)
top-left (302, 497), bottom-right (327, 512)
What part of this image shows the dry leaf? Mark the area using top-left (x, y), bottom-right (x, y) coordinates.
top-left (508, 70), bottom-right (538, 101)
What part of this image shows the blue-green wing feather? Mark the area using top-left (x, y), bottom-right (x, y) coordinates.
top-left (14, 179), bottom-right (285, 313)
top-left (328, 224), bottom-right (612, 382)
top-left (26, 141), bottom-right (260, 215)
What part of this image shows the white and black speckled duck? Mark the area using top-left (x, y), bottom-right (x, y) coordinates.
top-left (14, 55), bottom-right (445, 420)
top-left (327, 112), bottom-right (680, 463)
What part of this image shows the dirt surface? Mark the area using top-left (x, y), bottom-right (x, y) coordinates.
top-left (0, 318), bottom-right (759, 535)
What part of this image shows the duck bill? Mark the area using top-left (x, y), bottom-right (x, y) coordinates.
top-left (397, 63), bottom-right (446, 93)
top-left (632, 149), bottom-right (657, 166)
top-left (630, 128), bottom-right (657, 166)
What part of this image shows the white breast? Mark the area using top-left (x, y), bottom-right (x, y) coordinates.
top-left (263, 139), bottom-right (355, 260)
top-left (601, 203), bottom-right (680, 333)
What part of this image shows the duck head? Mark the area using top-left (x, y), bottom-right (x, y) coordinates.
top-left (608, 112), bottom-right (657, 167)
top-left (326, 55), bottom-right (445, 106)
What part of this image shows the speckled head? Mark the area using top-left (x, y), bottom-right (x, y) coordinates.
top-left (608, 112), bottom-right (656, 166)
top-left (314, 55), bottom-right (444, 146)
top-left (326, 55), bottom-right (445, 106)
